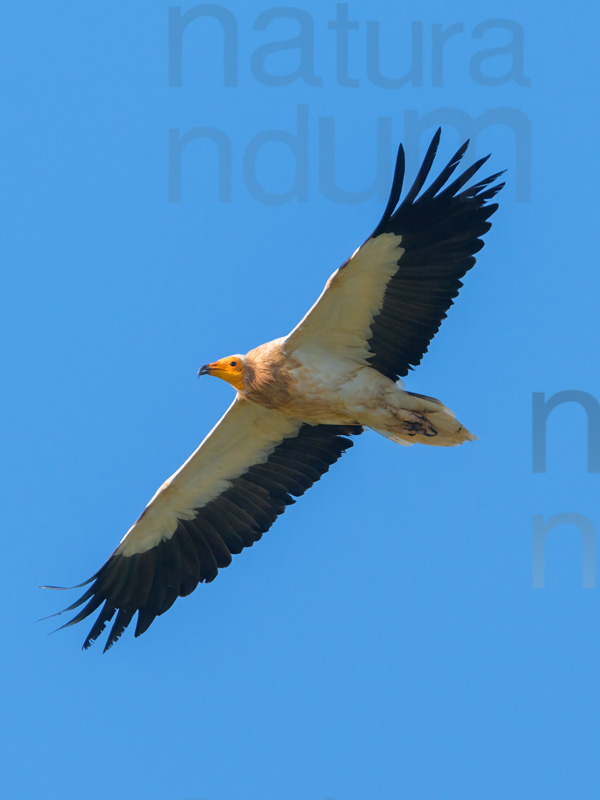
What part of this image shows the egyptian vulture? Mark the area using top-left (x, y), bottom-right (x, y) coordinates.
top-left (48, 129), bottom-right (503, 650)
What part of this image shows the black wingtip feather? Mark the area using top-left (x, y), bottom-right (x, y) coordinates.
top-left (375, 143), bottom-right (405, 233)
top-left (83, 603), bottom-right (117, 650)
top-left (437, 154), bottom-right (492, 200)
top-left (419, 139), bottom-right (470, 202)
top-left (104, 608), bottom-right (136, 652)
top-left (399, 128), bottom-right (442, 208)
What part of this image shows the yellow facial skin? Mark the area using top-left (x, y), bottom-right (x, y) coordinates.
top-left (200, 355), bottom-right (245, 391)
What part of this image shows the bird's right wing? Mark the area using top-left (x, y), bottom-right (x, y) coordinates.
top-left (49, 396), bottom-right (361, 650)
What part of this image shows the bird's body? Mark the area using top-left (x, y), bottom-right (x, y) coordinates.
top-left (47, 129), bottom-right (504, 650)
top-left (243, 337), bottom-right (471, 445)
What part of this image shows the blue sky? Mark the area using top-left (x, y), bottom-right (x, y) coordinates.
top-left (3, 2), bottom-right (600, 798)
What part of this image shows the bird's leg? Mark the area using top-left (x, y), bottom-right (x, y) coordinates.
top-left (388, 407), bottom-right (439, 438)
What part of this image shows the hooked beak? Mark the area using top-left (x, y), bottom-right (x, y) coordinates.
top-left (197, 363), bottom-right (212, 378)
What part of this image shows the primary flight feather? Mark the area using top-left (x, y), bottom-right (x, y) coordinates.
top-left (48, 129), bottom-right (504, 650)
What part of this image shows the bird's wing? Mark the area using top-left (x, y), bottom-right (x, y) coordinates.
top-left (284, 129), bottom-right (504, 381)
top-left (52, 396), bottom-right (361, 651)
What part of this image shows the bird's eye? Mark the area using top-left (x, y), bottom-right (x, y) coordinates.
top-left (229, 361), bottom-right (237, 367)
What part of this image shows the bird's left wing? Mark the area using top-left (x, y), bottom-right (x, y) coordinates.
top-left (284, 129), bottom-right (504, 382)
top-left (50, 396), bottom-right (360, 651)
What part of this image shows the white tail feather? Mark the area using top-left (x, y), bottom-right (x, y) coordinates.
top-left (372, 392), bottom-right (477, 447)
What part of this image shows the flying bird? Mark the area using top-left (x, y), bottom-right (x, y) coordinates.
top-left (48, 129), bottom-right (504, 650)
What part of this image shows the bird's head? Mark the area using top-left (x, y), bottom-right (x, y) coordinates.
top-left (198, 354), bottom-right (246, 391)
